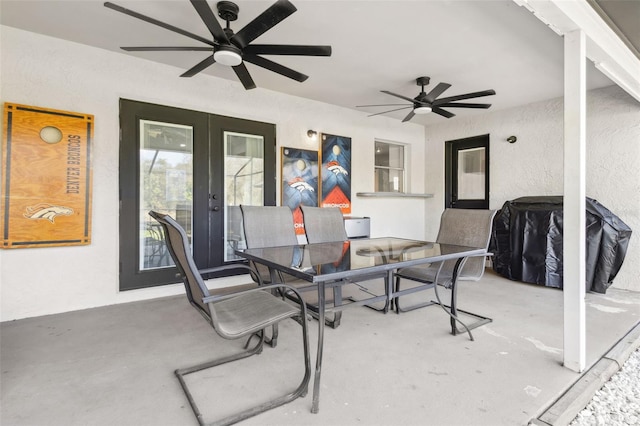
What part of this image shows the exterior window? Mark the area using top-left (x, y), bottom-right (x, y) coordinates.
top-left (374, 141), bottom-right (405, 192)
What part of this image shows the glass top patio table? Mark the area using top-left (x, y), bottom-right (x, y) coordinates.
top-left (237, 237), bottom-right (484, 284)
top-left (235, 237), bottom-right (486, 415)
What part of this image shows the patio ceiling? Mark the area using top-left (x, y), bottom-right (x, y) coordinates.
top-left (1, 0), bottom-right (637, 126)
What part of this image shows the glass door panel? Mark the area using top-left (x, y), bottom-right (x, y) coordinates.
top-left (457, 147), bottom-right (486, 200)
top-left (224, 131), bottom-right (264, 261)
top-left (139, 120), bottom-right (193, 270)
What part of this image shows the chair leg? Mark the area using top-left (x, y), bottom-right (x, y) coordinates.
top-left (442, 276), bottom-right (492, 336)
top-left (266, 324), bottom-right (279, 348)
top-left (175, 316), bottom-right (311, 426)
top-left (393, 275), bottom-right (437, 314)
top-left (394, 272), bottom-right (492, 340)
top-left (306, 303), bottom-right (342, 329)
top-left (353, 275), bottom-right (391, 313)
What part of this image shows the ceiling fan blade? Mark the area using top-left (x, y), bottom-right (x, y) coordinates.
top-left (189, 0), bottom-right (229, 43)
top-left (232, 63), bottom-right (257, 90)
top-left (243, 44), bottom-right (332, 56)
top-left (367, 106), bottom-right (412, 118)
top-left (243, 54), bottom-right (308, 82)
top-left (424, 82), bottom-right (451, 103)
top-left (433, 89), bottom-right (496, 105)
top-left (432, 107), bottom-right (455, 118)
top-left (104, 2), bottom-right (214, 47)
top-left (231, 0), bottom-right (297, 49)
top-left (356, 103), bottom-right (410, 108)
top-left (122, 46), bottom-right (213, 51)
top-left (180, 55), bottom-right (216, 77)
top-left (402, 110), bottom-right (416, 123)
top-left (437, 102), bottom-right (492, 109)
top-left (381, 90), bottom-right (418, 104)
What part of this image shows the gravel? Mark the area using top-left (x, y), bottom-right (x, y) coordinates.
top-left (570, 348), bottom-right (640, 426)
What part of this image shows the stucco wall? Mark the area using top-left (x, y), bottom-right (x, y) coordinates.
top-left (423, 85), bottom-right (640, 291)
top-left (0, 26), bottom-right (427, 321)
top-left (2, 26), bottom-right (637, 321)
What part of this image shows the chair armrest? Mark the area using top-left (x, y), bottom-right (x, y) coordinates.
top-left (197, 263), bottom-right (263, 286)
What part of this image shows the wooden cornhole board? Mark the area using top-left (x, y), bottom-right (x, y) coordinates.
top-left (1, 103), bottom-right (93, 248)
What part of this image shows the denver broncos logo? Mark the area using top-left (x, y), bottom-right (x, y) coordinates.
top-left (288, 177), bottom-right (315, 193)
top-left (24, 203), bottom-right (74, 223)
top-left (327, 161), bottom-right (348, 176)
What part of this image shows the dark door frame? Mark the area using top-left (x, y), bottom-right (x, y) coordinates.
top-left (119, 99), bottom-right (276, 291)
top-left (445, 134), bottom-right (490, 209)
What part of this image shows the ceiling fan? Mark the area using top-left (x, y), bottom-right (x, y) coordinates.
top-left (104, 0), bottom-right (332, 90)
top-left (357, 77), bottom-right (496, 122)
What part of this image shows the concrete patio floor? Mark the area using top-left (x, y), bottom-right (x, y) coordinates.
top-left (2, 269), bottom-right (639, 426)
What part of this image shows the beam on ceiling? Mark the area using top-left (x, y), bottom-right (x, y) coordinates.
top-left (513, 0), bottom-right (640, 102)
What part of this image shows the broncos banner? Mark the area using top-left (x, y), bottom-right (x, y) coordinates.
top-left (320, 133), bottom-right (351, 213)
top-left (1, 103), bottom-right (93, 248)
top-left (281, 147), bottom-right (318, 236)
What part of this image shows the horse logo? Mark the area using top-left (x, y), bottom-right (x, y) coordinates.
top-left (326, 161), bottom-right (349, 176)
top-left (24, 203), bottom-right (74, 223)
top-left (288, 177), bottom-right (315, 193)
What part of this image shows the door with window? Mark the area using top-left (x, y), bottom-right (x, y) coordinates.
top-left (445, 134), bottom-right (489, 209)
top-left (119, 99), bottom-right (275, 290)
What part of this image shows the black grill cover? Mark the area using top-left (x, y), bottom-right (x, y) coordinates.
top-left (491, 196), bottom-right (632, 293)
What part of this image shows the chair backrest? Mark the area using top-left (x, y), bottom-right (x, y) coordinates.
top-left (436, 208), bottom-right (497, 281)
top-left (240, 205), bottom-right (298, 248)
top-left (149, 211), bottom-right (211, 319)
top-left (301, 206), bottom-right (348, 243)
top-left (240, 205), bottom-right (299, 283)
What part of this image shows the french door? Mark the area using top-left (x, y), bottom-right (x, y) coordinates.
top-left (119, 99), bottom-right (275, 290)
top-left (445, 134), bottom-right (490, 209)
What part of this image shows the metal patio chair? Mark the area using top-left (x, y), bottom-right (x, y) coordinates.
top-left (240, 205), bottom-right (345, 328)
top-left (394, 208), bottom-right (497, 334)
top-left (149, 211), bottom-right (311, 426)
top-left (300, 206), bottom-right (390, 313)
top-left (300, 206), bottom-right (349, 244)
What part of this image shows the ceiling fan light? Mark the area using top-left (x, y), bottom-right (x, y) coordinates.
top-left (214, 48), bottom-right (242, 67)
top-left (414, 105), bottom-right (432, 114)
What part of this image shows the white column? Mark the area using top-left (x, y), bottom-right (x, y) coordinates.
top-left (563, 29), bottom-right (587, 373)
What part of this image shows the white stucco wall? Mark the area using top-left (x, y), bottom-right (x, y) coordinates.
top-left (0, 26), bottom-right (427, 321)
top-left (2, 25), bottom-right (637, 321)
top-left (423, 85), bottom-right (640, 291)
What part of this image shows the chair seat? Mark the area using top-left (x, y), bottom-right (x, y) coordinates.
top-left (214, 291), bottom-right (299, 338)
top-left (396, 265), bottom-right (454, 287)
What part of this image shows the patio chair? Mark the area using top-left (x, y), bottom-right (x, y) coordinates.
top-left (148, 211), bottom-right (311, 426)
top-left (394, 208), bottom-right (497, 334)
top-left (300, 206), bottom-right (391, 312)
top-left (301, 206), bottom-right (348, 244)
top-left (240, 205), bottom-right (344, 328)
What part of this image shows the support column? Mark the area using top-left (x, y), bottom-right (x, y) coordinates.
top-left (563, 29), bottom-right (587, 373)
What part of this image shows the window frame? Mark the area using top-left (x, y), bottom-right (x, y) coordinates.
top-left (374, 139), bottom-right (409, 193)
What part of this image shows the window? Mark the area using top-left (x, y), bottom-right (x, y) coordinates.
top-left (374, 140), bottom-right (405, 192)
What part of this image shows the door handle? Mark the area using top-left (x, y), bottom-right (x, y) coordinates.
top-left (212, 206), bottom-right (220, 212)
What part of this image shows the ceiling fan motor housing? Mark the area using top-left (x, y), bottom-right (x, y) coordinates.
top-left (416, 76), bottom-right (430, 87)
top-left (217, 1), bottom-right (239, 22)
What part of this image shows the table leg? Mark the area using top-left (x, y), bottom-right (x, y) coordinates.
top-left (311, 281), bottom-right (325, 414)
top-left (384, 270), bottom-right (393, 314)
top-left (449, 258), bottom-right (462, 335)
